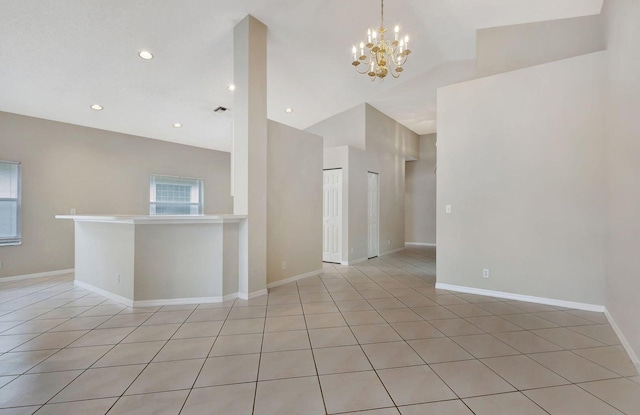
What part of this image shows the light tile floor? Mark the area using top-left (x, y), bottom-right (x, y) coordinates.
top-left (0, 247), bottom-right (638, 414)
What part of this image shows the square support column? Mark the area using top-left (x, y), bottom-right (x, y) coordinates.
top-left (233, 15), bottom-right (268, 298)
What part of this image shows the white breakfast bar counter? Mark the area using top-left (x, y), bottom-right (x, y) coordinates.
top-left (56, 214), bottom-right (248, 307)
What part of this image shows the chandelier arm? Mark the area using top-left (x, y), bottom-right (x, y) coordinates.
top-left (351, 0), bottom-right (411, 80)
top-left (393, 53), bottom-right (409, 67)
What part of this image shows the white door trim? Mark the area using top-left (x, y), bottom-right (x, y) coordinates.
top-left (367, 171), bottom-right (380, 259)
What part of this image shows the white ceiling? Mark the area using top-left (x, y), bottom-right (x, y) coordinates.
top-left (0, 0), bottom-right (603, 152)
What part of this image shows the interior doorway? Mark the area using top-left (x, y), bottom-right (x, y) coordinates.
top-left (323, 169), bottom-right (342, 263)
top-left (368, 171), bottom-right (379, 259)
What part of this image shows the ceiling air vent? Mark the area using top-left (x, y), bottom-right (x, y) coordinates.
top-left (214, 106), bottom-right (229, 113)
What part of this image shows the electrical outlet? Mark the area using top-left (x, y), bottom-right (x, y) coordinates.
top-left (116, 273), bottom-right (121, 284)
top-left (446, 205), bottom-right (452, 214)
top-left (483, 269), bottom-right (489, 279)
top-left (70, 208), bottom-right (77, 215)
top-left (281, 261), bottom-right (286, 270)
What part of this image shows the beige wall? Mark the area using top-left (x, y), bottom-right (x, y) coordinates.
top-left (406, 134), bottom-right (437, 245)
top-left (0, 111), bottom-right (233, 279)
top-left (267, 120), bottom-right (323, 284)
top-left (307, 104), bottom-right (366, 150)
top-left (404, 132), bottom-right (420, 161)
top-left (365, 105), bottom-right (417, 255)
top-left (134, 223), bottom-right (237, 300)
top-left (477, 14), bottom-right (605, 77)
top-left (347, 146), bottom-right (369, 261)
top-left (437, 52), bottom-right (607, 305)
top-left (603, 0), bottom-right (640, 366)
top-left (75, 221), bottom-right (135, 300)
top-left (317, 105), bottom-right (418, 262)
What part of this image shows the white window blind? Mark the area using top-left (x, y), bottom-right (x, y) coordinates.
top-left (0, 161), bottom-right (21, 246)
top-left (150, 175), bottom-right (203, 215)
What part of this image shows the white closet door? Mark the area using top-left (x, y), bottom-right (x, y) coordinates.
top-left (323, 169), bottom-right (342, 263)
top-left (368, 172), bottom-right (379, 259)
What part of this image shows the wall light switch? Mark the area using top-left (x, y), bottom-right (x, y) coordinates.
top-left (70, 208), bottom-right (77, 215)
top-left (281, 261), bottom-right (286, 270)
top-left (445, 205), bottom-right (452, 214)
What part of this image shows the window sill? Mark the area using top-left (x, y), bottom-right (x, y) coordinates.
top-left (0, 241), bottom-right (21, 247)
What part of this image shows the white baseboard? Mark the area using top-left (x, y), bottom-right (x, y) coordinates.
top-left (405, 242), bottom-right (436, 247)
top-left (76, 280), bottom-right (240, 307)
top-left (132, 294), bottom-right (238, 307)
top-left (340, 258), bottom-right (367, 266)
top-left (238, 289), bottom-right (268, 300)
top-left (267, 269), bottom-right (322, 289)
top-left (340, 249), bottom-right (404, 264)
top-left (380, 248), bottom-right (404, 256)
top-left (435, 282), bottom-right (605, 313)
top-left (2, 269), bottom-right (75, 282)
top-left (604, 308), bottom-right (640, 373)
top-left (74, 280), bottom-right (134, 307)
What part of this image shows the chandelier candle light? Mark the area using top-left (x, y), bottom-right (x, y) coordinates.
top-left (352, 0), bottom-right (411, 80)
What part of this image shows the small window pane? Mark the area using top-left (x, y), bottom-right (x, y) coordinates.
top-left (150, 175), bottom-right (203, 215)
top-left (0, 201), bottom-right (19, 237)
top-left (0, 161), bottom-right (21, 246)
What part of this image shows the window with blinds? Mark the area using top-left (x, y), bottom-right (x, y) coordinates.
top-left (150, 175), bottom-right (204, 215)
top-left (0, 161), bottom-right (21, 246)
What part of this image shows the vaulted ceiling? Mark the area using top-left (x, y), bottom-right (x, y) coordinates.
top-left (0, 0), bottom-right (603, 152)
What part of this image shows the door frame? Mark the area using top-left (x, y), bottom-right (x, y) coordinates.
top-left (368, 171), bottom-right (380, 259)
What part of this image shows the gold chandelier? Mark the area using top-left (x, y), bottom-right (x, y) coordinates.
top-left (351, 0), bottom-right (411, 81)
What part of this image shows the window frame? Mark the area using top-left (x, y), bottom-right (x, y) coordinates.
top-left (149, 174), bottom-right (204, 216)
top-left (0, 160), bottom-right (21, 247)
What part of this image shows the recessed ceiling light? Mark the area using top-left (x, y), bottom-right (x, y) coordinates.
top-left (173, 123), bottom-right (182, 128)
top-left (227, 84), bottom-right (236, 91)
top-left (139, 50), bottom-right (153, 60)
top-left (285, 108), bottom-right (294, 113)
top-left (90, 104), bottom-right (103, 111)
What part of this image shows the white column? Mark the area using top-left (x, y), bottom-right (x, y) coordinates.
top-left (233, 15), bottom-right (268, 299)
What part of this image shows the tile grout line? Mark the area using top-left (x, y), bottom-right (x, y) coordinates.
top-left (40, 299), bottom-right (199, 410)
top-left (0, 248), bottom-right (634, 414)
top-left (177, 298), bottom-right (236, 415)
top-left (323, 262), bottom-right (403, 412)
top-left (296, 276), bottom-right (330, 415)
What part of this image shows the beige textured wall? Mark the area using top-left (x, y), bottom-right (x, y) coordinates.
top-left (347, 146), bottom-right (368, 261)
top-left (134, 223), bottom-right (227, 301)
top-left (267, 120), bottom-right (323, 284)
top-left (365, 105), bottom-right (417, 256)
top-left (477, 14), bottom-right (605, 77)
top-left (307, 104), bottom-right (366, 150)
top-left (405, 134), bottom-right (437, 245)
top-left (603, 0), bottom-right (640, 366)
top-left (0, 111), bottom-right (233, 279)
top-left (315, 105), bottom-right (417, 262)
top-left (75, 221), bottom-right (135, 300)
top-left (437, 52), bottom-right (607, 305)
top-left (404, 131), bottom-right (420, 161)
